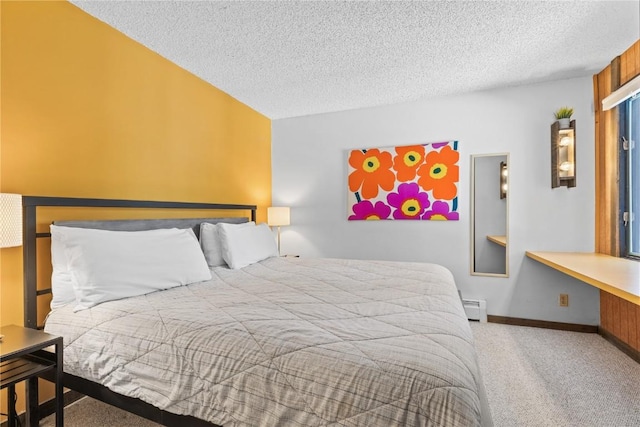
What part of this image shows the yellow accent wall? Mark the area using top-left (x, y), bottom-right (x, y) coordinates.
top-left (0, 0), bottom-right (271, 413)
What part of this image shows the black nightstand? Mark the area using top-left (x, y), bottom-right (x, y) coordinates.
top-left (0, 325), bottom-right (63, 427)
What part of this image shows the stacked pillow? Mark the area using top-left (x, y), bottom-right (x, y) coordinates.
top-left (199, 222), bottom-right (279, 269)
top-left (51, 221), bottom-right (279, 311)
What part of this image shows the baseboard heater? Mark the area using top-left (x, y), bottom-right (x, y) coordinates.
top-left (462, 298), bottom-right (487, 323)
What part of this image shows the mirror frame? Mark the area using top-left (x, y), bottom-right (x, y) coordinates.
top-left (470, 153), bottom-right (509, 277)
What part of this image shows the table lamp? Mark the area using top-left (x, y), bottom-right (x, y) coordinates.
top-left (267, 207), bottom-right (290, 254)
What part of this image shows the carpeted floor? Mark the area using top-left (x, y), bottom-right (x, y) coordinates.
top-left (41, 322), bottom-right (640, 426)
top-left (470, 322), bottom-right (640, 427)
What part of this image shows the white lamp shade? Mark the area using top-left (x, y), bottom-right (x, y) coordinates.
top-left (0, 193), bottom-right (23, 248)
top-left (267, 207), bottom-right (290, 226)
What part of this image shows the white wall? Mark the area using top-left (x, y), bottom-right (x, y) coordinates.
top-left (272, 76), bottom-right (599, 325)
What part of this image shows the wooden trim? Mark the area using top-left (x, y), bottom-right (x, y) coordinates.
top-left (599, 327), bottom-right (640, 364)
top-left (620, 43), bottom-right (640, 86)
top-left (600, 290), bottom-right (640, 352)
top-left (611, 55), bottom-right (621, 91)
top-left (593, 40), bottom-right (640, 256)
top-left (594, 66), bottom-right (620, 257)
top-left (593, 39), bottom-right (640, 366)
top-left (487, 315), bottom-right (598, 333)
top-left (551, 120), bottom-right (560, 188)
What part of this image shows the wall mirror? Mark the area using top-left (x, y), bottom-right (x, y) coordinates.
top-left (470, 153), bottom-right (509, 277)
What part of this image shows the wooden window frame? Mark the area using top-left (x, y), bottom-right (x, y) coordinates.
top-left (594, 41), bottom-right (640, 257)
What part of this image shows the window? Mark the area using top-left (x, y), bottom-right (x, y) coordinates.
top-left (621, 94), bottom-right (640, 257)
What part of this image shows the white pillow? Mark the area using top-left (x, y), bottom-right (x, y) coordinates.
top-left (51, 225), bottom-right (212, 311)
top-left (199, 221), bottom-right (254, 267)
top-left (50, 231), bottom-right (77, 308)
top-left (218, 222), bottom-right (279, 269)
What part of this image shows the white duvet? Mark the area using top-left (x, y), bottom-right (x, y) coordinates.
top-left (45, 257), bottom-right (491, 426)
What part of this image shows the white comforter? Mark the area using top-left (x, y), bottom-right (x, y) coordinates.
top-left (45, 257), bottom-right (490, 426)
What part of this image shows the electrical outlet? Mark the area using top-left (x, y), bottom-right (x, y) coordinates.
top-left (559, 293), bottom-right (569, 307)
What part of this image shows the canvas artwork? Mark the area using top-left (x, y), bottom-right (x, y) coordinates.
top-left (348, 141), bottom-right (459, 221)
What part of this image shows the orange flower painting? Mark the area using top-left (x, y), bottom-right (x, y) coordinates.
top-left (417, 145), bottom-right (459, 200)
top-left (348, 149), bottom-right (395, 199)
top-left (348, 141), bottom-right (459, 221)
top-left (393, 145), bottom-right (425, 182)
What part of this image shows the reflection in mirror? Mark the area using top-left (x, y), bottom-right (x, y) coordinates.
top-left (471, 153), bottom-right (509, 277)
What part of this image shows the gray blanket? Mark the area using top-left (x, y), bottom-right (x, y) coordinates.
top-left (45, 257), bottom-right (491, 426)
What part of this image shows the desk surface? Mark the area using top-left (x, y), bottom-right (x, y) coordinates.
top-left (525, 251), bottom-right (640, 305)
top-left (487, 235), bottom-right (507, 247)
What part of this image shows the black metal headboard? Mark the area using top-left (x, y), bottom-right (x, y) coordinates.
top-left (22, 196), bottom-right (257, 329)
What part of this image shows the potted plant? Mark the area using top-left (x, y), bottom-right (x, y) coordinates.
top-left (554, 107), bottom-right (574, 129)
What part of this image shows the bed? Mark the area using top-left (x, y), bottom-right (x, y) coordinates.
top-left (22, 196), bottom-right (493, 427)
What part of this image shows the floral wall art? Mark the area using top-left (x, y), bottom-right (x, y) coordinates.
top-left (348, 141), bottom-right (459, 221)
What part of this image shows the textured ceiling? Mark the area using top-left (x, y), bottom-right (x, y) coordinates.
top-left (71, 1), bottom-right (639, 119)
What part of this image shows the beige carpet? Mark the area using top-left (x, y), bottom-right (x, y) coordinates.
top-left (41, 397), bottom-right (161, 426)
top-left (471, 322), bottom-right (640, 427)
top-left (41, 322), bottom-right (640, 426)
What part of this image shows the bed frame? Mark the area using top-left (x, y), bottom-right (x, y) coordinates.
top-left (22, 196), bottom-right (257, 427)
